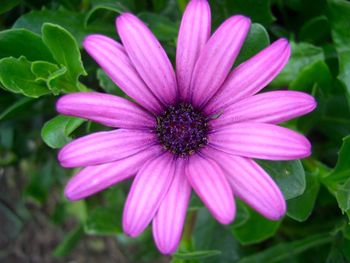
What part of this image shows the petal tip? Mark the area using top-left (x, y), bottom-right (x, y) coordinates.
top-left (157, 245), bottom-right (177, 255)
top-left (64, 186), bottom-right (80, 201)
top-left (58, 147), bottom-right (74, 168)
top-left (122, 222), bottom-right (140, 238)
top-left (55, 96), bottom-right (64, 113)
top-left (217, 214), bottom-right (234, 225)
top-left (266, 204), bottom-right (286, 221)
top-left (116, 12), bottom-right (135, 26)
top-left (310, 96), bottom-right (318, 111)
top-left (214, 208), bottom-right (235, 225)
top-left (234, 14), bottom-right (251, 26)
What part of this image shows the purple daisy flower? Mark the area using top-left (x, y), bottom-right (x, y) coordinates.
top-left (56, 0), bottom-right (316, 254)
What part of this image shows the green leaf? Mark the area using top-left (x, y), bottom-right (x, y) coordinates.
top-left (237, 233), bottom-right (332, 263)
top-left (299, 16), bottom-right (330, 44)
top-left (46, 67), bottom-right (71, 94)
top-left (0, 0), bottom-right (20, 14)
top-left (335, 178), bottom-right (350, 218)
top-left (328, 0), bottom-right (350, 102)
top-left (84, 187), bottom-right (125, 235)
top-left (231, 207), bottom-right (281, 245)
top-left (138, 12), bottom-right (178, 41)
top-left (0, 56), bottom-right (50, 97)
top-left (323, 136), bottom-right (350, 218)
top-left (232, 200), bottom-right (250, 228)
top-left (235, 23), bottom-right (270, 66)
top-left (271, 42), bottom-right (324, 87)
top-left (287, 173), bottom-right (320, 222)
top-left (212, 0), bottom-right (274, 27)
top-left (13, 8), bottom-right (90, 45)
top-left (41, 115), bottom-right (85, 149)
top-left (84, 205), bottom-right (122, 235)
top-left (31, 61), bottom-right (60, 81)
top-left (41, 23), bottom-right (87, 90)
top-left (324, 136), bottom-right (350, 184)
top-left (290, 60), bottom-right (332, 94)
top-left (84, 1), bottom-right (127, 26)
top-left (194, 209), bottom-right (240, 263)
top-left (31, 61), bottom-right (78, 94)
top-left (0, 29), bottom-right (54, 62)
top-left (0, 97), bottom-right (34, 121)
top-left (173, 250), bottom-right (222, 260)
top-left (53, 224), bottom-right (84, 257)
top-left (65, 200), bottom-right (88, 223)
top-left (96, 68), bottom-right (124, 96)
top-left (258, 160), bottom-right (306, 200)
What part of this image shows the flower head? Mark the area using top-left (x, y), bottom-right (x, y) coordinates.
top-left (56, 0), bottom-right (316, 254)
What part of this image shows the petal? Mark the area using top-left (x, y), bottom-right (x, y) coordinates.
top-left (176, 0), bottom-right (211, 101)
top-left (123, 153), bottom-right (176, 237)
top-left (83, 34), bottom-right (163, 113)
top-left (211, 91), bottom-right (317, 128)
top-left (205, 39), bottom-right (291, 114)
top-left (117, 13), bottom-right (178, 106)
top-left (56, 92), bottom-right (156, 129)
top-left (64, 145), bottom-right (162, 201)
top-left (58, 129), bottom-right (156, 168)
top-left (186, 154), bottom-right (235, 224)
top-left (209, 123), bottom-right (311, 160)
top-left (152, 158), bottom-right (191, 254)
top-left (206, 149), bottom-right (286, 220)
top-left (190, 15), bottom-right (251, 108)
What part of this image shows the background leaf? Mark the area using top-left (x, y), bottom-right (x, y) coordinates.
top-left (234, 23), bottom-right (270, 66)
top-left (41, 115), bottom-right (85, 149)
top-left (258, 160), bottom-right (306, 200)
top-left (327, 0), bottom-right (350, 104)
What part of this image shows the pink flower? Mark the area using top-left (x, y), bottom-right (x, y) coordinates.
top-left (56, 0), bottom-right (316, 254)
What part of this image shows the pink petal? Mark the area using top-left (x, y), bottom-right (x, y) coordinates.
top-left (152, 158), bottom-right (191, 254)
top-left (176, 0), bottom-right (211, 101)
top-left (190, 15), bottom-right (251, 108)
top-left (186, 154), bottom-right (235, 224)
top-left (205, 39), bottom-right (291, 114)
top-left (209, 123), bottom-right (311, 160)
top-left (211, 91), bottom-right (317, 128)
top-left (205, 148), bottom-right (286, 220)
top-left (64, 146), bottom-right (162, 201)
top-left (83, 34), bottom-right (163, 113)
top-left (58, 129), bottom-right (156, 168)
top-left (56, 92), bottom-right (156, 129)
top-left (123, 153), bottom-right (176, 237)
top-left (116, 13), bottom-right (178, 106)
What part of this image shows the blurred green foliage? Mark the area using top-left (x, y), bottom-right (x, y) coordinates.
top-left (1, 0), bottom-right (350, 262)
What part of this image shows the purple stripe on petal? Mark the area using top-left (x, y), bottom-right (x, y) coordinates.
top-left (152, 158), bottom-right (191, 254)
top-left (205, 39), bottom-right (291, 114)
top-left (116, 13), bottom-right (178, 106)
top-left (209, 123), bottom-right (311, 160)
top-left (211, 91), bottom-right (317, 128)
top-left (176, 0), bottom-right (211, 101)
top-left (203, 148), bottom-right (286, 220)
top-left (57, 92), bottom-right (156, 129)
top-left (64, 145), bottom-right (162, 201)
top-left (83, 34), bottom-right (163, 113)
top-left (58, 129), bottom-right (156, 168)
top-left (190, 15), bottom-right (251, 108)
top-left (186, 154), bottom-right (235, 224)
top-left (123, 153), bottom-right (176, 237)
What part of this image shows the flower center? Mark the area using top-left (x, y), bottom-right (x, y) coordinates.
top-left (156, 102), bottom-right (209, 157)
